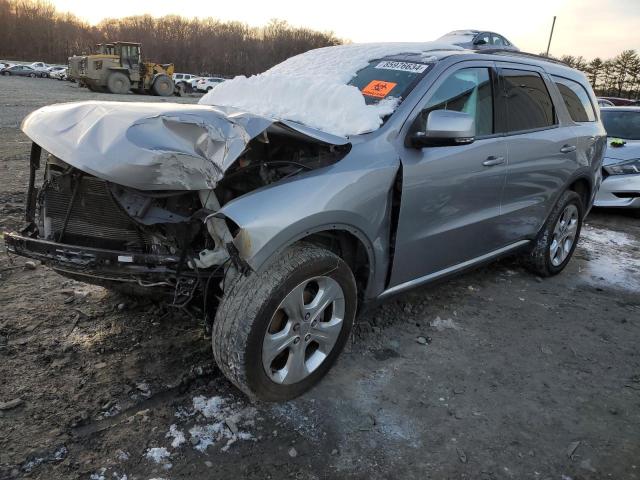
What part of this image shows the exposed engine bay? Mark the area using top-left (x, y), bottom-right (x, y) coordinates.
top-left (7, 130), bottom-right (350, 321)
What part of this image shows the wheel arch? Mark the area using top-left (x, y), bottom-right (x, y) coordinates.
top-left (567, 175), bottom-right (592, 211)
top-left (224, 216), bottom-right (377, 302)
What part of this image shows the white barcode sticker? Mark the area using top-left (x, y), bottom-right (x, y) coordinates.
top-left (374, 61), bottom-right (428, 73)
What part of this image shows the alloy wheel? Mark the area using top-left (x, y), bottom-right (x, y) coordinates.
top-left (549, 204), bottom-right (579, 266)
top-left (262, 276), bottom-right (345, 385)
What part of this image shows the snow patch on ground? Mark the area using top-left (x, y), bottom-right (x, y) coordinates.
top-left (187, 395), bottom-right (258, 453)
top-left (145, 447), bottom-right (171, 469)
top-left (200, 42), bottom-right (460, 136)
top-left (578, 224), bottom-right (640, 291)
top-left (581, 225), bottom-right (635, 247)
top-left (430, 316), bottom-right (460, 331)
top-left (89, 468), bottom-right (106, 480)
top-left (166, 424), bottom-right (186, 448)
top-left (173, 394), bottom-right (259, 453)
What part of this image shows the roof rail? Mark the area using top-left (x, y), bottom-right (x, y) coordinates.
top-left (480, 49), bottom-right (569, 66)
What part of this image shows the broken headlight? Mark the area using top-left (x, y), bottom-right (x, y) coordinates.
top-left (604, 158), bottom-right (640, 175)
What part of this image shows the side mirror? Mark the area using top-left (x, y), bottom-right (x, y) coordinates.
top-left (408, 110), bottom-right (475, 148)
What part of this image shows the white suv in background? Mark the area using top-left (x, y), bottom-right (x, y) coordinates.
top-left (173, 73), bottom-right (198, 85)
top-left (196, 77), bottom-right (225, 92)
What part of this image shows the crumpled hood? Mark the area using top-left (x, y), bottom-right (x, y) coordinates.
top-left (604, 139), bottom-right (640, 164)
top-left (21, 101), bottom-right (347, 190)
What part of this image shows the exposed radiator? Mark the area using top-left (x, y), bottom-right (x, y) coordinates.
top-left (42, 170), bottom-right (148, 251)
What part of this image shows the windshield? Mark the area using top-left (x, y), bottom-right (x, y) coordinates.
top-left (348, 59), bottom-right (434, 106)
top-left (198, 42), bottom-right (459, 136)
top-left (601, 110), bottom-right (640, 140)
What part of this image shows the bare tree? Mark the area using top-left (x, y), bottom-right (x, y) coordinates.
top-left (0, 0), bottom-right (341, 75)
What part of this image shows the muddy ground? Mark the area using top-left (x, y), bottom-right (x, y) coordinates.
top-left (1, 76), bottom-right (639, 480)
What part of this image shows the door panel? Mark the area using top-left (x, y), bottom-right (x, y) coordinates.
top-left (499, 129), bottom-right (577, 241)
top-left (497, 65), bottom-right (578, 242)
top-left (389, 64), bottom-right (507, 287)
top-left (390, 138), bottom-right (508, 286)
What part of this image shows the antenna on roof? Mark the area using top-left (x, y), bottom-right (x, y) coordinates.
top-left (545, 16), bottom-right (556, 56)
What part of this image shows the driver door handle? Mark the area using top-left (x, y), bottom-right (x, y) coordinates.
top-left (482, 156), bottom-right (505, 166)
top-left (560, 144), bottom-right (576, 153)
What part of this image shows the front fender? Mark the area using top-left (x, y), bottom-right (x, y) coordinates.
top-left (216, 158), bottom-right (399, 297)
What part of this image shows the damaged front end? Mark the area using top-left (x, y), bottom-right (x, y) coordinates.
top-left (5, 101), bottom-right (350, 312)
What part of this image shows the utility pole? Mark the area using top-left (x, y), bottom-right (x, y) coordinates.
top-left (546, 16), bottom-right (556, 56)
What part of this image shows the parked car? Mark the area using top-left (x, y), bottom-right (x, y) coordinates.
top-left (29, 62), bottom-right (52, 77)
top-left (7, 43), bottom-right (605, 401)
top-left (598, 96), bottom-right (637, 106)
top-left (50, 67), bottom-right (68, 81)
top-left (594, 107), bottom-right (640, 211)
top-left (0, 65), bottom-right (42, 77)
top-left (437, 30), bottom-right (519, 51)
top-left (196, 76), bottom-right (225, 92)
top-left (597, 98), bottom-right (615, 107)
top-left (173, 73), bottom-right (198, 85)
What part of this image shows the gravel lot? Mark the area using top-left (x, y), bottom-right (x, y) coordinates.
top-left (1, 75), bottom-right (639, 480)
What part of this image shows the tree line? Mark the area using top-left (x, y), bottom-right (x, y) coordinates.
top-left (0, 0), bottom-right (638, 97)
top-left (0, 0), bottom-right (341, 76)
top-left (545, 50), bottom-right (639, 99)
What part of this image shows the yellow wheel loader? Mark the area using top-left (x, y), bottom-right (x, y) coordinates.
top-left (73, 42), bottom-right (174, 96)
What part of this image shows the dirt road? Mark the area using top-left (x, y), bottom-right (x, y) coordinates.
top-left (1, 76), bottom-right (639, 480)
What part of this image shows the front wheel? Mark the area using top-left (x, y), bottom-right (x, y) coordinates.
top-left (524, 190), bottom-right (583, 277)
top-left (151, 74), bottom-right (173, 96)
top-left (212, 244), bottom-right (357, 401)
top-left (107, 71), bottom-right (131, 94)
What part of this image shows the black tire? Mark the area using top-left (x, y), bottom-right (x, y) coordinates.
top-left (524, 190), bottom-right (583, 277)
top-left (212, 243), bottom-right (357, 402)
top-left (152, 74), bottom-right (173, 96)
top-left (3, 72), bottom-right (9, 76)
top-left (107, 71), bottom-right (130, 94)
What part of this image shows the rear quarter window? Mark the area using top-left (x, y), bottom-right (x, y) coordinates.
top-left (552, 75), bottom-right (596, 122)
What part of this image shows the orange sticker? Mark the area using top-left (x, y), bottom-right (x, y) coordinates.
top-left (362, 80), bottom-right (397, 98)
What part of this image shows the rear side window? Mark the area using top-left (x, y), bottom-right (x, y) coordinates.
top-left (501, 69), bottom-right (556, 132)
top-left (552, 76), bottom-right (596, 122)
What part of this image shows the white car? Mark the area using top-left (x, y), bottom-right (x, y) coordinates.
top-left (29, 62), bottom-right (52, 77)
top-left (173, 73), bottom-right (199, 86)
top-left (50, 67), bottom-right (68, 80)
top-left (196, 77), bottom-right (225, 92)
top-left (594, 107), bottom-right (640, 211)
top-left (47, 66), bottom-right (66, 78)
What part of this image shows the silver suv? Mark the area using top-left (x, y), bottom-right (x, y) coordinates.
top-left (6, 44), bottom-right (606, 401)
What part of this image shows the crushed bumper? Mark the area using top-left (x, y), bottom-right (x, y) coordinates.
top-left (4, 232), bottom-right (189, 286)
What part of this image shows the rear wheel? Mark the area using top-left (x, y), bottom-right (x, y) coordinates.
top-left (524, 190), bottom-right (583, 277)
top-left (212, 244), bottom-right (357, 401)
top-left (152, 74), bottom-right (173, 96)
top-left (107, 72), bottom-right (131, 94)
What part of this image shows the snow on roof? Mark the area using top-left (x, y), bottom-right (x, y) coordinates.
top-left (199, 42), bottom-right (462, 137)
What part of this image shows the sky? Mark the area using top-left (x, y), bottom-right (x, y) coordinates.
top-left (50, 0), bottom-right (639, 60)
